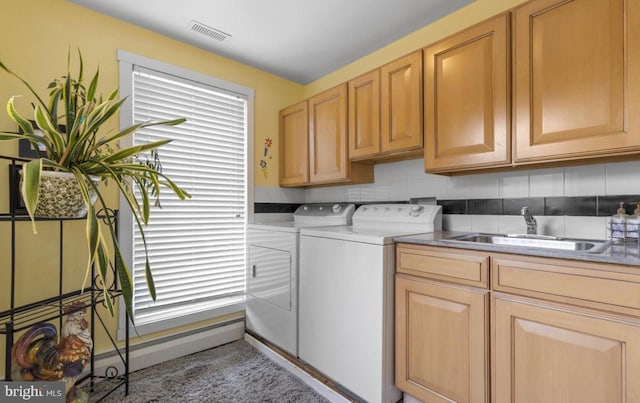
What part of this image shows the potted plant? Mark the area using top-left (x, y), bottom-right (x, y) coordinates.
top-left (0, 50), bottom-right (191, 320)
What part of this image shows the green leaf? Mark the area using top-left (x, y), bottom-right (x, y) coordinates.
top-left (87, 68), bottom-right (99, 102)
top-left (6, 97), bottom-right (34, 135)
top-left (0, 132), bottom-right (27, 141)
top-left (0, 61), bottom-right (50, 113)
top-left (145, 261), bottom-right (156, 301)
top-left (102, 140), bottom-right (171, 164)
top-left (76, 48), bottom-right (84, 86)
top-left (34, 105), bottom-right (65, 158)
top-left (20, 159), bottom-right (42, 234)
top-left (116, 246), bottom-right (135, 320)
top-left (97, 239), bottom-right (109, 289)
top-left (103, 288), bottom-right (114, 316)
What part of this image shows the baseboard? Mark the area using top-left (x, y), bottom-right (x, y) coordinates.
top-left (244, 333), bottom-right (351, 403)
top-left (95, 320), bottom-right (245, 375)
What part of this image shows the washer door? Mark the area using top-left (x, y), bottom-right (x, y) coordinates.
top-left (248, 245), bottom-right (291, 310)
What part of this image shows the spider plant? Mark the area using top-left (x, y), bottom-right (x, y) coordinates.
top-left (0, 50), bottom-right (191, 321)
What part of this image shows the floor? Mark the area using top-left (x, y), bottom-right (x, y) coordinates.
top-left (244, 333), bottom-right (354, 403)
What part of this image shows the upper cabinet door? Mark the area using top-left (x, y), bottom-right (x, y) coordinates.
top-left (424, 13), bottom-right (510, 173)
top-left (308, 84), bottom-right (349, 184)
top-left (514, 0), bottom-right (640, 163)
top-left (380, 50), bottom-right (423, 153)
top-left (348, 70), bottom-right (380, 160)
top-left (279, 101), bottom-right (309, 187)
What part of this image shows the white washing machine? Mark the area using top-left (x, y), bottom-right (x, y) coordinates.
top-left (299, 204), bottom-right (442, 403)
top-left (246, 203), bottom-right (355, 356)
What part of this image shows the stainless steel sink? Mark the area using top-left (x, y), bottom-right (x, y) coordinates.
top-left (442, 233), bottom-right (611, 253)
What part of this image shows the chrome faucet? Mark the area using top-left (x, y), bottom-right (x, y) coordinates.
top-left (521, 206), bottom-right (537, 235)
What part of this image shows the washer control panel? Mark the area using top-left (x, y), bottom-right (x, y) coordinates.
top-left (352, 204), bottom-right (442, 232)
top-left (294, 203), bottom-right (356, 226)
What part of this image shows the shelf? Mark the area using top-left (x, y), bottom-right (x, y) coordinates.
top-left (0, 173), bottom-right (129, 400)
top-left (0, 212), bottom-right (116, 222)
top-left (0, 288), bottom-right (122, 333)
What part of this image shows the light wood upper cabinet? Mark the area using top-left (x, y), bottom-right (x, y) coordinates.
top-left (308, 84), bottom-right (350, 184)
top-left (380, 50), bottom-right (423, 153)
top-left (279, 101), bottom-right (308, 187)
top-left (493, 294), bottom-right (640, 403)
top-left (513, 0), bottom-right (640, 163)
top-left (348, 70), bottom-right (380, 159)
top-left (279, 85), bottom-right (373, 187)
top-left (424, 13), bottom-right (510, 172)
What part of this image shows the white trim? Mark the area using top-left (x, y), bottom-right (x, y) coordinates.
top-left (117, 50), bottom-right (254, 98)
top-left (244, 334), bottom-right (350, 403)
top-left (116, 50), bottom-right (254, 338)
top-left (98, 320), bottom-right (244, 375)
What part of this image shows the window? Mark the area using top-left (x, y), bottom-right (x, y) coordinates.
top-left (117, 51), bottom-right (254, 336)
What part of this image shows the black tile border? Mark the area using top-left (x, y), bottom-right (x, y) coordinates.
top-left (503, 197), bottom-right (544, 216)
top-left (438, 199), bottom-right (467, 215)
top-left (545, 196), bottom-right (596, 216)
top-left (597, 196), bottom-right (640, 216)
top-left (254, 203), bottom-right (302, 214)
top-left (255, 196), bottom-right (640, 217)
top-left (439, 195), bottom-right (640, 217)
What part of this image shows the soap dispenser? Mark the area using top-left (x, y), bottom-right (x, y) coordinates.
top-left (610, 202), bottom-right (628, 240)
top-left (626, 202), bottom-right (640, 239)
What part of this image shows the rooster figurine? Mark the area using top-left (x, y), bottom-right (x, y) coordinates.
top-left (12, 302), bottom-right (93, 403)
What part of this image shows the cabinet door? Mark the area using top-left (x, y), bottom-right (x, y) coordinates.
top-left (308, 84), bottom-right (349, 184)
top-left (381, 51), bottom-right (423, 153)
top-left (396, 275), bottom-right (489, 403)
top-left (493, 294), bottom-right (640, 403)
top-left (424, 13), bottom-right (510, 172)
top-left (348, 70), bottom-right (380, 159)
top-left (513, 0), bottom-right (640, 162)
top-left (279, 101), bottom-right (308, 186)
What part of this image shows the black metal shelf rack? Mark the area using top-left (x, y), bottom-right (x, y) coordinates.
top-left (0, 155), bottom-right (129, 402)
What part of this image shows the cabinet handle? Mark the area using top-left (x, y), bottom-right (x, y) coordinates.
top-left (252, 265), bottom-right (257, 277)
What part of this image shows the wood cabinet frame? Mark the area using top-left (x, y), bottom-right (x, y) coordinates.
top-left (513, 0), bottom-right (640, 163)
top-left (396, 243), bottom-right (640, 403)
top-left (424, 13), bottom-right (511, 172)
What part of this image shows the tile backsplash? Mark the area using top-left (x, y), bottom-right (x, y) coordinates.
top-left (254, 158), bottom-right (640, 240)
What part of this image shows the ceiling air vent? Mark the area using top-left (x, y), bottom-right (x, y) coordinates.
top-left (189, 20), bottom-right (231, 42)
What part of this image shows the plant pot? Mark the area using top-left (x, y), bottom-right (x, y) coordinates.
top-left (20, 170), bottom-right (100, 218)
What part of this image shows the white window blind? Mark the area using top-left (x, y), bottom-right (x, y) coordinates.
top-left (127, 66), bottom-right (247, 329)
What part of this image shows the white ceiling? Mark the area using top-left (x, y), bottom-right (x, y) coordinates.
top-left (68, 0), bottom-right (474, 84)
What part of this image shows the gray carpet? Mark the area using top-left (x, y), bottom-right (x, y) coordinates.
top-left (93, 340), bottom-right (330, 402)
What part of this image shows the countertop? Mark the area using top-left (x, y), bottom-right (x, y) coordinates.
top-left (394, 231), bottom-right (640, 267)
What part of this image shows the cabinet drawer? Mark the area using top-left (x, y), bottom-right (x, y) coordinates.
top-left (397, 244), bottom-right (489, 288)
top-left (493, 257), bottom-right (640, 316)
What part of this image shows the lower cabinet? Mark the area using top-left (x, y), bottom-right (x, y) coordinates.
top-left (395, 244), bottom-right (640, 403)
top-left (493, 293), bottom-right (640, 403)
top-left (395, 275), bottom-right (489, 403)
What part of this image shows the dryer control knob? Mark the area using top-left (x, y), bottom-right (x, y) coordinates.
top-left (303, 206), bottom-right (309, 211)
top-left (332, 204), bottom-right (342, 213)
top-left (410, 205), bottom-right (424, 217)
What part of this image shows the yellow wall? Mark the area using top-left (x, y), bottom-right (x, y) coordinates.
top-left (0, 0), bottom-right (302, 376)
top-left (303, 0), bottom-right (528, 98)
top-left (0, 0), bottom-right (530, 377)
top-left (264, 0), bottom-right (529, 187)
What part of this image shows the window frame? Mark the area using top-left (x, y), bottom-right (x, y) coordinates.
top-left (117, 50), bottom-right (255, 338)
